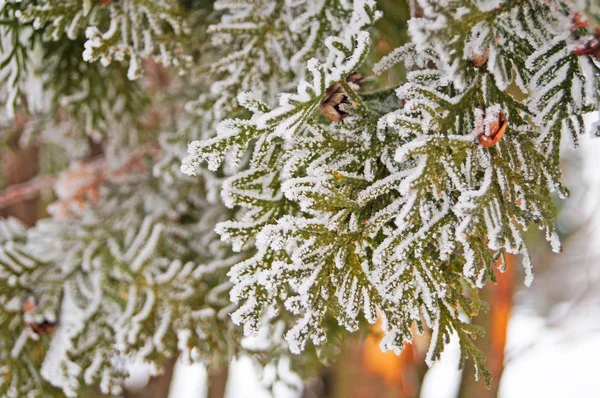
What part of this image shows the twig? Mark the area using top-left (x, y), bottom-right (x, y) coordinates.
top-left (0, 175), bottom-right (57, 210)
top-left (0, 142), bottom-right (161, 211)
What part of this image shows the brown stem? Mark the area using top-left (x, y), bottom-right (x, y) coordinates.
top-left (207, 366), bottom-right (229, 398)
top-left (0, 175), bottom-right (56, 210)
top-left (0, 142), bottom-right (160, 211)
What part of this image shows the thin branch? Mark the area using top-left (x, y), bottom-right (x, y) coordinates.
top-left (0, 142), bottom-right (161, 211)
top-left (0, 175), bottom-right (56, 210)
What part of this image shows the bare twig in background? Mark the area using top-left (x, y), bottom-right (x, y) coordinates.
top-left (0, 175), bottom-right (56, 210)
top-left (0, 142), bottom-right (160, 212)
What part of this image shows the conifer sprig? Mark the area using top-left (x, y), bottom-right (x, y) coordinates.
top-left (184, 0), bottom-right (599, 388)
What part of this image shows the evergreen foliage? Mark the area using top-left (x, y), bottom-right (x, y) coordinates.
top-left (0, 0), bottom-right (598, 396)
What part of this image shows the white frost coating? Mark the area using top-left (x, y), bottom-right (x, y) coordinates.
top-left (10, 330), bottom-right (28, 359)
top-left (130, 223), bottom-right (164, 272)
top-left (547, 229), bottom-right (561, 254)
top-left (374, 44), bottom-right (429, 75)
top-left (184, 0), bottom-right (376, 176)
top-left (285, 312), bottom-right (312, 354)
top-left (180, 141), bottom-right (203, 176)
top-left (414, 269), bottom-right (435, 312)
top-left (154, 259), bottom-right (183, 284)
top-left (40, 288), bottom-right (87, 397)
top-left (372, 192), bottom-right (417, 266)
top-left (257, 58), bottom-right (324, 140)
top-left (362, 288), bottom-right (377, 324)
top-left (127, 288), bottom-right (156, 344)
top-left (357, 168), bottom-right (413, 205)
top-left (84, 351), bottom-right (104, 385)
top-left (177, 329), bottom-right (192, 364)
top-left (474, 0), bottom-right (501, 11)
top-left (463, 21), bottom-right (489, 64)
top-left (424, 313), bottom-right (440, 367)
top-left (454, 158), bottom-right (493, 217)
top-left (115, 285), bottom-right (138, 334)
top-left (82, 241), bottom-right (99, 272)
top-left (438, 225), bottom-right (455, 261)
top-left (522, 252), bottom-right (534, 287)
top-left (123, 217), bottom-right (153, 262)
top-left (456, 216), bottom-right (475, 277)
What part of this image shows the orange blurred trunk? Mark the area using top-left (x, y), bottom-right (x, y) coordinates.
top-left (458, 254), bottom-right (516, 398)
top-left (207, 365), bottom-right (229, 398)
top-left (315, 323), bottom-right (429, 398)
